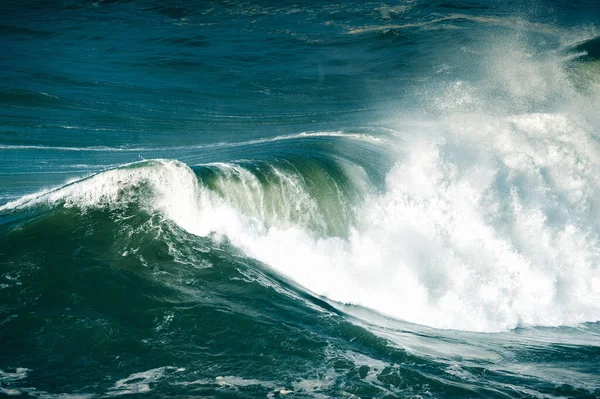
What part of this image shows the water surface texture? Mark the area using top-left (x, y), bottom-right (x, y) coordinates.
top-left (2, 0), bottom-right (600, 397)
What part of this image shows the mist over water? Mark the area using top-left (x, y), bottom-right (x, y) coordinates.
top-left (2, 1), bottom-right (600, 398)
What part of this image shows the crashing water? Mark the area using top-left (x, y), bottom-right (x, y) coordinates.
top-left (1, 0), bottom-right (600, 398)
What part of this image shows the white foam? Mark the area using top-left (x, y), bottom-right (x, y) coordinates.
top-left (215, 376), bottom-right (275, 388)
top-left (108, 366), bottom-right (184, 396)
top-left (157, 33), bottom-right (600, 332)
top-left (0, 368), bottom-right (30, 383)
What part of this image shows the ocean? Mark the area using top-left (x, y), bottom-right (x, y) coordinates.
top-left (1, 0), bottom-right (600, 397)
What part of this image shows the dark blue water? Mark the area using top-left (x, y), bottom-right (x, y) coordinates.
top-left (2, 1), bottom-right (600, 397)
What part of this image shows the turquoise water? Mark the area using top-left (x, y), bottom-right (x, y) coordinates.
top-left (2, 1), bottom-right (600, 397)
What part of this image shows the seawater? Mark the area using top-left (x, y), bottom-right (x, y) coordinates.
top-left (1, 1), bottom-right (600, 398)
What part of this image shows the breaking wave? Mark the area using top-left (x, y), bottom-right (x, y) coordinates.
top-left (3, 33), bottom-right (600, 333)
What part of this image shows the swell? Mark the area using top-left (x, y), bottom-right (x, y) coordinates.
top-left (0, 131), bottom-right (384, 152)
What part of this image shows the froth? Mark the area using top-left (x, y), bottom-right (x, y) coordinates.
top-left (173, 34), bottom-right (600, 332)
top-left (208, 116), bottom-right (600, 332)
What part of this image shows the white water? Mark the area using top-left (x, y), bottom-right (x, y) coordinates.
top-left (4, 34), bottom-right (600, 332)
top-left (184, 34), bottom-right (600, 332)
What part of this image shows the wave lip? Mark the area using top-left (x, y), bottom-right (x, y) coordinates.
top-left (0, 159), bottom-right (198, 215)
top-left (0, 154), bottom-right (368, 237)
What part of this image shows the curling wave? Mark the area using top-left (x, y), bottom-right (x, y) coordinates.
top-left (3, 32), bottom-right (600, 333)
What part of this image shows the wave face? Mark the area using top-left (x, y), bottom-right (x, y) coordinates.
top-left (2, 1), bottom-right (600, 398)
